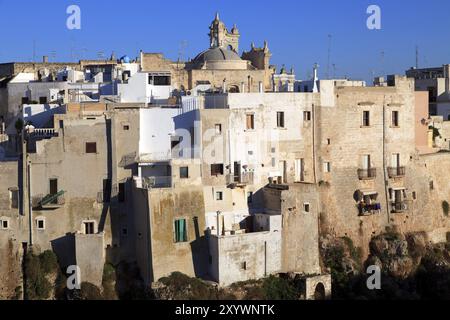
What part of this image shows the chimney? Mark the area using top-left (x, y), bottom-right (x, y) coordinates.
top-left (43, 56), bottom-right (48, 63)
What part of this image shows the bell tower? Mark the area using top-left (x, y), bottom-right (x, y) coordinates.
top-left (208, 13), bottom-right (240, 52)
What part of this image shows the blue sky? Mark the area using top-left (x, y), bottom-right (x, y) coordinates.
top-left (0, 0), bottom-right (450, 82)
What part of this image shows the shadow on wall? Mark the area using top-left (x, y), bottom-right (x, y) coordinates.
top-left (190, 219), bottom-right (209, 279)
top-left (51, 233), bottom-right (76, 269)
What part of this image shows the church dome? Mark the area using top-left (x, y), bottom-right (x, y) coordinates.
top-left (193, 47), bottom-right (242, 63)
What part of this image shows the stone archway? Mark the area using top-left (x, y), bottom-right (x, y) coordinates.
top-left (228, 85), bottom-right (240, 93)
top-left (314, 282), bottom-right (326, 300)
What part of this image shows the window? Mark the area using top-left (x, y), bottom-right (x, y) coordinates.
top-left (39, 97), bottom-right (48, 104)
top-left (429, 181), bottom-right (434, 191)
top-left (149, 74), bottom-right (171, 86)
top-left (1, 219), bottom-right (9, 230)
top-left (86, 142), bottom-right (97, 154)
top-left (21, 97), bottom-right (29, 104)
top-left (49, 179), bottom-right (58, 204)
top-left (211, 164), bottom-right (224, 176)
top-left (59, 120), bottom-right (64, 129)
top-left (327, 138), bottom-right (331, 145)
top-left (392, 111), bottom-right (399, 127)
top-left (84, 222), bottom-right (95, 235)
top-left (412, 192), bottom-right (417, 200)
top-left (174, 219), bottom-right (188, 243)
top-left (247, 192), bottom-right (253, 204)
top-left (36, 218), bottom-right (45, 230)
top-left (123, 125), bottom-right (130, 131)
top-left (180, 167), bottom-right (189, 179)
top-left (304, 203), bottom-right (311, 213)
top-left (122, 228), bottom-right (128, 236)
top-left (323, 162), bottom-right (331, 173)
top-left (215, 124), bottom-right (222, 135)
top-left (216, 192), bottom-right (223, 201)
top-left (118, 183), bottom-right (126, 202)
top-left (277, 112), bottom-right (285, 128)
top-left (246, 114), bottom-right (255, 130)
top-left (304, 111), bottom-right (312, 122)
top-left (241, 261), bottom-right (247, 271)
top-left (362, 111), bottom-right (370, 127)
top-left (9, 188), bottom-right (19, 209)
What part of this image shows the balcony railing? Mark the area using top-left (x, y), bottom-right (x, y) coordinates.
top-left (29, 128), bottom-right (59, 139)
top-left (226, 172), bottom-right (254, 186)
top-left (391, 201), bottom-right (408, 213)
top-left (357, 168), bottom-right (377, 180)
top-left (358, 202), bottom-right (382, 216)
top-left (33, 191), bottom-right (66, 209)
top-left (387, 166), bottom-right (406, 178)
top-left (134, 176), bottom-right (172, 189)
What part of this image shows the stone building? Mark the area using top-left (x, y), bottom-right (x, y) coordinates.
top-left (140, 14), bottom-right (275, 94)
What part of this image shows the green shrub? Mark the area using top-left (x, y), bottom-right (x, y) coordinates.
top-left (262, 276), bottom-right (297, 300)
top-left (39, 250), bottom-right (58, 274)
top-left (80, 282), bottom-right (103, 300)
top-left (442, 201), bottom-right (449, 217)
top-left (24, 250), bottom-right (61, 300)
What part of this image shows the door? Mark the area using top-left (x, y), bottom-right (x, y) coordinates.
top-left (363, 155), bottom-right (371, 170)
top-left (234, 162), bottom-right (241, 182)
top-left (49, 179), bottom-right (58, 204)
top-left (391, 153), bottom-right (400, 168)
top-left (279, 161), bottom-right (287, 183)
top-left (295, 159), bottom-right (302, 182)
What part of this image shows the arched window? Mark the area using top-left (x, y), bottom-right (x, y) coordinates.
top-left (314, 283), bottom-right (326, 300)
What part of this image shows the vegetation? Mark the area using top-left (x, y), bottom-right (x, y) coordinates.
top-left (429, 126), bottom-right (441, 140)
top-left (262, 276), bottom-right (297, 300)
top-left (24, 250), bottom-right (59, 300)
top-left (102, 263), bottom-right (118, 300)
top-left (322, 231), bottom-right (450, 300)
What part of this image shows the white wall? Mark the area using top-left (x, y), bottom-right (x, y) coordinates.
top-left (139, 108), bottom-right (179, 160)
top-left (22, 104), bottom-right (66, 128)
top-left (209, 225), bottom-right (282, 286)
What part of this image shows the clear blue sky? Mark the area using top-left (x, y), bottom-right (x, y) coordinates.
top-left (1, 0), bottom-right (450, 82)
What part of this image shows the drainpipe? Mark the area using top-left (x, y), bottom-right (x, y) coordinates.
top-left (216, 211), bottom-right (222, 237)
top-left (27, 158), bottom-right (33, 246)
top-left (312, 103), bottom-right (317, 184)
top-left (382, 97), bottom-right (390, 224)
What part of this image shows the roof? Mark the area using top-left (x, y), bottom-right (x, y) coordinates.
top-left (193, 47), bottom-right (242, 63)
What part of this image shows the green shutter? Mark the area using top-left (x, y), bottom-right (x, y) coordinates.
top-left (175, 219), bottom-right (187, 243)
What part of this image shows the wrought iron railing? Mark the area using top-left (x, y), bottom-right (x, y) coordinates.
top-left (387, 166), bottom-right (406, 178)
top-left (357, 168), bottom-right (377, 180)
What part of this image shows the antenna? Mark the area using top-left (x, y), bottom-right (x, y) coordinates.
top-left (415, 45), bottom-right (419, 69)
top-left (50, 50), bottom-right (57, 62)
top-left (380, 50), bottom-right (385, 76)
top-left (97, 51), bottom-right (105, 60)
top-left (327, 34), bottom-right (332, 79)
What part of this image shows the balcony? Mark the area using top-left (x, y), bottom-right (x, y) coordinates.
top-left (357, 168), bottom-right (377, 180)
top-left (134, 176), bottom-right (172, 189)
top-left (226, 172), bottom-right (254, 187)
top-left (29, 128), bottom-right (59, 139)
top-left (391, 201), bottom-right (408, 213)
top-left (358, 202), bottom-right (382, 216)
top-left (387, 166), bottom-right (406, 178)
top-left (33, 191), bottom-right (66, 209)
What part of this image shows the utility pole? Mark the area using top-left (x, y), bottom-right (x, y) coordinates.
top-left (327, 34), bottom-right (332, 79)
top-left (416, 45), bottom-right (419, 69)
